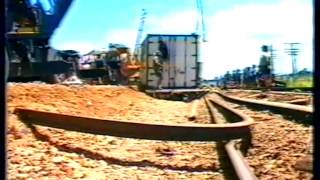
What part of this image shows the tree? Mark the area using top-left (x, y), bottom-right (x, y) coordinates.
top-left (258, 55), bottom-right (271, 75)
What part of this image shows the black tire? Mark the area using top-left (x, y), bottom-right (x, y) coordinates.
top-left (41, 74), bottom-right (61, 84)
top-left (101, 75), bottom-right (110, 85)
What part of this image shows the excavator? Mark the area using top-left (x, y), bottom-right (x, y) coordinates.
top-left (5, 0), bottom-right (142, 85)
top-left (5, 0), bottom-right (76, 83)
top-left (5, 0), bottom-right (206, 85)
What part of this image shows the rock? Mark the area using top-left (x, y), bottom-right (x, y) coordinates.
top-left (52, 156), bottom-right (65, 163)
top-left (295, 155), bottom-right (313, 172)
top-left (67, 161), bottom-right (81, 169)
top-left (15, 173), bottom-right (30, 179)
top-left (18, 166), bottom-right (33, 173)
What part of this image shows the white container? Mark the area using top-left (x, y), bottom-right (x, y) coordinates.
top-left (140, 34), bottom-right (200, 89)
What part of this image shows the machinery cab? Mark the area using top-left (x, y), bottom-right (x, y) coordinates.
top-left (6, 0), bottom-right (75, 82)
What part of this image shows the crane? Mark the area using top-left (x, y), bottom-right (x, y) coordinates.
top-left (134, 9), bottom-right (147, 57)
top-left (195, 0), bottom-right (207, 42)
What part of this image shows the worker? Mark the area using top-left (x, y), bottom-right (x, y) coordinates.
top-left (153, 39), bottom-right (169, 89)
top-left (153, 52), bottom-right (163, 89)
top-left (105, 51), bottom-right (122, 84)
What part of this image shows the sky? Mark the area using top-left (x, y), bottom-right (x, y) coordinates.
top-left (50, 0), bottom-right (313, 79)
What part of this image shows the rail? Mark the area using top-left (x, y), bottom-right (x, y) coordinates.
top-left (16, 94), bottom-right (257, 179)
top-left (204, 97), bottom-right (257, 180)
top-left (214, 90), bottom-right (313, 123)
top-left (15, 107), bottom-right (252, 141)
top-left (225, 89), bottom-right (312, 96)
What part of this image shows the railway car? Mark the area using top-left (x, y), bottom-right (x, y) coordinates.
top-left (139, 34), bottom-right (201, 90)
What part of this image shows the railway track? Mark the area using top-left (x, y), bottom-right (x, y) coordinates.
top-left (209, 91), bottom-right (313, 179)
top-left (225, 89), bottom-right (312, 96)
top-left (15, 94), bottom-right (258, 179)
top-left (11, 87), bottom-right (313, 179)
top-left (268, 86), bottom-right (312, 92)
top-left (214, 90), bottom-right (313, 124)
top-left (236, 87), bottom-right (313, 93)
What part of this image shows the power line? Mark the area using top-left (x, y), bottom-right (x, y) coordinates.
top-left (284, 42), bottom-right (301, 74)
top-left (269, 45), bottom-right (277, 74)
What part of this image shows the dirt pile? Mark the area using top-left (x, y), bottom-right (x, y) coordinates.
top-left (7, 83), bottom-right (223, 180)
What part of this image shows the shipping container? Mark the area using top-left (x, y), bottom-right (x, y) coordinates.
top-left (140, 34), bottom-right (201, 89)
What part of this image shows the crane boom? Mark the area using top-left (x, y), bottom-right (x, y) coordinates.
top-left (196, 0), bottom-right (207, 42)
top-left (134, 9), bottom-right (147, 56)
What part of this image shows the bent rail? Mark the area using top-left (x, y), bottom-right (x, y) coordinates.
top-left (225, 141), bottom-right (258, 180)
top-left (15, 95), bottom-right (258, 179)
top-left (15, 107), bottom-right (253, 141)
top-left (204, 97), bottom-right (257, 180)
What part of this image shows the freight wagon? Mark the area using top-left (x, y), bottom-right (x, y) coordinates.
top-left (139, 34), bottom-right (201, 89)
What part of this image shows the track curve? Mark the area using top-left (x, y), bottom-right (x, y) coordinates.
top-left (15, 102), bottom-right (253, 141)
top-left (15, 92), bottom-right (258, 180)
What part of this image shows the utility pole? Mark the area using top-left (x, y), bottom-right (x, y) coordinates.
top-left (261, 45), bottom-right (275, 76)
top-left (269, 45), bottom-right (277, 75)
top-left (284, 43), bottom-right (301, 75)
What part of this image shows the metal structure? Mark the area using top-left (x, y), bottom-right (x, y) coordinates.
top-left (195, 0), bottom-right (207, 42)
top-left (5, 0), bottom-right (75, 82)
top-left (16, 104), bottom-right (253, 141)
top-left (16, 92), bottom-right (261, 179)
top-left (215, 90), bottom-right (313, 122)
top-left (139, 34), bottom-right (200, 89)
top-left (285, 43), bottom-right (301, 75)
top-left (14, 88), bottom-right (313, 179)
top-left (134, 9), bottom-right (147, 57)
top-left (269, 45), bottom-right (278, 74)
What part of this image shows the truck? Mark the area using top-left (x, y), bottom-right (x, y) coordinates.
top-left (139, 34), bottom-right (201, 89)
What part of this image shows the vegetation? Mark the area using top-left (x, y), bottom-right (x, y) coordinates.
top-left (281, 75), bottom-right (313, 88)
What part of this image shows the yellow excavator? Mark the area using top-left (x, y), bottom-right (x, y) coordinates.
top-left (77, 44), bottom-right (141, 85)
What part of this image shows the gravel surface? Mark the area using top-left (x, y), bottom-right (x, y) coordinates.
top-left (7, 84), bottom-right (224, 180)
top-left (209, 93), bottom-right (313, 180)
top-left (223, 90), bottom-right (313, 107)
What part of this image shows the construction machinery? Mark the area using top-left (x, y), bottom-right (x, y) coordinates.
top-left (77, 44), bottom-right (141, 85)
top-left (5, 0), bottom-right (76, 83)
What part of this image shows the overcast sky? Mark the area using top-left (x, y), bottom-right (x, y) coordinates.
top-left (50, 0), bottom-right (313, 79)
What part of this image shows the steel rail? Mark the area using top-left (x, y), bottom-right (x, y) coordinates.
top-left (214, 91), bottom-right (313, 122)
top-left (225, 89), bottom-right (312, 96)
top-left (16, 105), bottom-right (253, 141)
top-left (231, 87), bottom-right (312, 92)
top-left (224, 141), bottom-right (258, 180)
top-left (15, 94), bottom-right (257, 179)
top-left (269, 87), bottom-right (312, 92)
top-left (188, 99), bottom-right (200, 120)
top-left (204, 97), bottom-right (258, 180)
